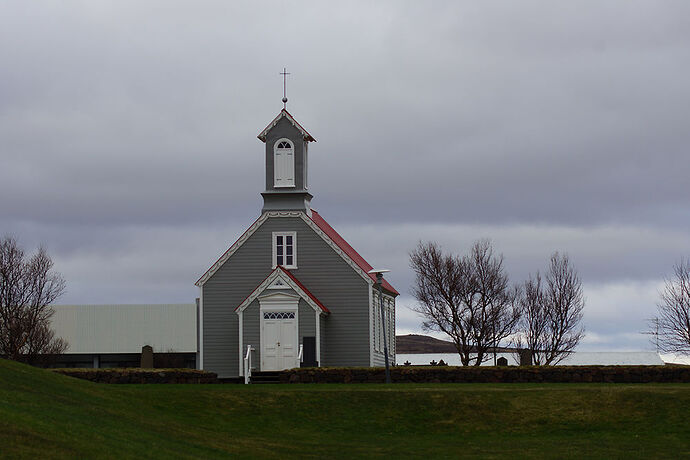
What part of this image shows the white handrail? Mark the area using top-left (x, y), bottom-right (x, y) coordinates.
top-left (244, 345), bottom-right (254, 384)
top-left (298, 343), bottom-right (304, 363)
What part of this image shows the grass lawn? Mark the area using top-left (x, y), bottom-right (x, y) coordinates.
top-left (1, 359), bottom-right (689, 459)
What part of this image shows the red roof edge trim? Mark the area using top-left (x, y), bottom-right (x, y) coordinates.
top-left (277, 266), bottom-right (330, 313)
top-left (309, 210), bottom-right (399, 296)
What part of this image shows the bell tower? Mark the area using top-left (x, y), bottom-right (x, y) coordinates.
top-left (257, 70), bottom-right (315, 213)
top-left (257, 108), bottom-right (315, 213)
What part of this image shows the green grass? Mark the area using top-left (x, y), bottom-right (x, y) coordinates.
top-left (1, 359), bottom-right (689, 459)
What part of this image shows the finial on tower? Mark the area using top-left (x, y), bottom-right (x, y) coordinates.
top-left (280, 67), bottom-right (290, 109)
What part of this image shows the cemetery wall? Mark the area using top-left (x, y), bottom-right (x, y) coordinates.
top-left (52, 368), bottom-right (218, 384)
top-left (281, 365), bottom-right (690, 384)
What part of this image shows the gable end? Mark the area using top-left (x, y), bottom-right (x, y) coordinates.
top-left (196, 211), bottom-right (374, 288)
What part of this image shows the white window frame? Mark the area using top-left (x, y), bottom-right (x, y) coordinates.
top-left (272, 231), bottom-right (297, 269)
top-left (373, 290), bottom-right (395, 355)
top-left (386, 296), bottom-right (395, 358)
top-left (273, 138), bottom-right (295, 188)
top-left (373, 290), bottom-right (382, 353)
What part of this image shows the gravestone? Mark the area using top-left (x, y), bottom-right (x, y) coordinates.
top-left (519, 349), bottom-right (533, 366)
top-left (497, 357), bottom-right (508, 366)
top-left (141, 345), bottom-right (154, 368)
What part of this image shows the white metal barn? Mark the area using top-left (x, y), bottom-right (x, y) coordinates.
top-left (49, 304), bottom-right (197, 368)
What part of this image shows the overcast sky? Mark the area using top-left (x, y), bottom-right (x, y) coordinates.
top-left (2, 1), bottom-right (689, 353)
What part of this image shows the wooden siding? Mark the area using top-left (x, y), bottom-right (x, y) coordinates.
top-left (319, 315), bottom-right (326, 365)
top-left (242, 300), bottom-right (260, 371)
top-left (298, 299), bottom-right (316, 346)
top-left (202, 215), bottom-right (370, 377)
top-left (371, 288), bottom-right (397, 367)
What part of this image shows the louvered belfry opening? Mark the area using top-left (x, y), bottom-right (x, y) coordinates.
top-left (258, 110), bottom-right (315, 213)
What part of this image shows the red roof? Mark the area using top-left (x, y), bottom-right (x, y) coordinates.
top-left (310, 210), bottom-right (399, 295)
top-left (234, 266), bottom-right (330, 313)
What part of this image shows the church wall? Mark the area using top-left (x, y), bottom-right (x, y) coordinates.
top-left (242, 300), bottom-right (261, 370)
top-left (319, 315), bottom-right (326, 365)
top-left (202, 215), bottom-right (370, 377)
top-left (298, 299), bottom-right (316, 348)
top-left (202, 219), bottom-right (279, 377)
top-left (264, 117), bottom-right (306, 191)
top-left (287, 221), bottom-right (371, 368)
top-left (372, 293), bottom-right (396, 367)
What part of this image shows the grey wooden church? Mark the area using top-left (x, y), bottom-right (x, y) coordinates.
top-left (196, 107), bottom-right (398, 378)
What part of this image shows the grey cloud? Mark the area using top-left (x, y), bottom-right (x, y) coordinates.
top-left (1, 1), bottom-right (689, 351)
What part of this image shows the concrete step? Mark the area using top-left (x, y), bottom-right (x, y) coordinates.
top-left (250, 371), bottom-right (284, 384)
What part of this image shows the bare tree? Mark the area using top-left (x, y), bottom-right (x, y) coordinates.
top-left (0, 236), bottom-right (68, 363)
top-left (410, 240), bottom-right (520, 366)
top-left (653, 260), bottom-right (690, 355)
top-left (515, 253), bottom-right (585, 365)
top-left (514, 273), bottom-right (548, 364)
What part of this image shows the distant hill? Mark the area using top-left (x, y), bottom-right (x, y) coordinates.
top-left (396, 334), bottom-right (514, 354)
top-left (396, 334), bottom-right (457, 353)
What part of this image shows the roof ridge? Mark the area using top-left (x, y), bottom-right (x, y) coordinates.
top-left (257, 109), bottom-right (316, 142)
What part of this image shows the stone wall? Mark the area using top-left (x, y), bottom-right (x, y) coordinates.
top-left (281, 365), bottom-right (690, 384)
top-left (52, 368), bottom-right (218, 384)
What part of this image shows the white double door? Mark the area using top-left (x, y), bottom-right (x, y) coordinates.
top-left (261, 311), bottom-right (298, 371)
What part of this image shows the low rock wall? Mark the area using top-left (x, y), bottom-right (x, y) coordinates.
top-left (281, 365), bottom-right (690, 384)
top-left (52, 368), bottom-right (218, 384)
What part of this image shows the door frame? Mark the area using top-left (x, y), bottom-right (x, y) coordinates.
top-left (259, 292), bottom-right (300, 371)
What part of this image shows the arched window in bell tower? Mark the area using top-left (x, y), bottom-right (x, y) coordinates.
top-left (274, 139), bottom-right (295, 187)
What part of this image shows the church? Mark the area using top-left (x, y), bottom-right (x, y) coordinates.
top-left (195, 106), bottom-right (398, 379)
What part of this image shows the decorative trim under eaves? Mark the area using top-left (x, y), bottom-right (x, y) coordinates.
top-left (298, 214), bottom-right (374, 287)
top-left (236, 268), bottom-right (328, 315)
top-left (196, 211), bottom-right (374, 289)
top-left (257, 110), bottom-right (315, 142)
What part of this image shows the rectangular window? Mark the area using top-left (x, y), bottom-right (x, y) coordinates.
top-left (272, 232), bottom-right (297, 269)
top-left (387, 298), bottom-right (395, 356)
top-left (373, 291), bottom-right (395, 355)
top-left (373, 291), bottom-right (382, 353)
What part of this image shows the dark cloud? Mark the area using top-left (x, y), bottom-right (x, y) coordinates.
top-left (1, 1), bottom-right (688, 351)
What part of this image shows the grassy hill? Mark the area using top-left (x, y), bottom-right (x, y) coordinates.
top-left (396, 334), bottom-right (459, 353)
top-left (396, 334), bottom-right (513, 354)
top-left (1, 359), bottom-right (690, 458)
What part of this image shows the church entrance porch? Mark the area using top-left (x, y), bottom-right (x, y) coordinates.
top-left (260, 310), bottom-right (298, 371)
top-left (234, 267), bottom-right (331, 377)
